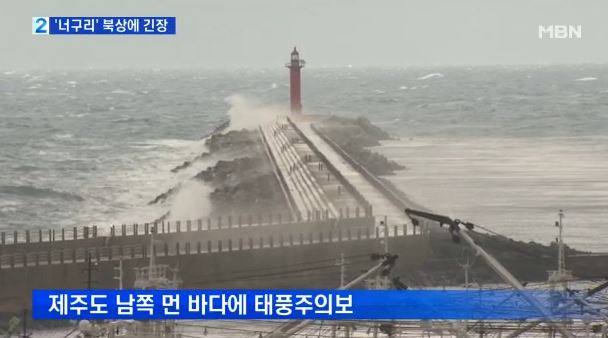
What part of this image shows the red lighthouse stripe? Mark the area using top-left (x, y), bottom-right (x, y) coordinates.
top-left (287, 47), bottom-right (305, 114)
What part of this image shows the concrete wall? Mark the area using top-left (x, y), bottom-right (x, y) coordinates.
top-left (0, 230), bottom-right (430, 313)
top-left (0, 214), bottom-right (374, 258)
top-left (0, 217), bottom-right (427, 270)
top-left (0, 206), bottom-right (375, 246)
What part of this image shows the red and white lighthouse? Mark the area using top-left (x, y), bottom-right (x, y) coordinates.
top-left (286, 47), bottom-right (305, 114)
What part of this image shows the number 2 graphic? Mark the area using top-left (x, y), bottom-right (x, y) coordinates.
top-left (33, 17), bottom-right (49, 35)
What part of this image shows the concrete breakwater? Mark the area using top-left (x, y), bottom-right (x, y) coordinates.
top-left (0, 214), bottom-right (430, 313)
top-left (0, 115), bottom-right (606, 320)
top-left (0, 209), bottom-right (377, 264)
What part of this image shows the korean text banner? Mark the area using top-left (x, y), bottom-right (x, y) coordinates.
top-left (32, 17), bottom-right (176, 35)
top-left (32, 289), bottom-right (591, 321)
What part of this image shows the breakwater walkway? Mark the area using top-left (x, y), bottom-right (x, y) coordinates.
top-left (284, 115), bottom-right (412, 230)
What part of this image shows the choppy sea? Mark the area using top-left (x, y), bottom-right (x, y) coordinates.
top-left (1, 66), bottom-right (607, 251)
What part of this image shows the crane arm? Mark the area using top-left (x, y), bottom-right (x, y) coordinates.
top-left (405, 208), bottom-right (575, 338)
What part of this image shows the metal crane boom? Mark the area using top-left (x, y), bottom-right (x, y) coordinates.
top-left (405, 208), bottom-right (575, 338)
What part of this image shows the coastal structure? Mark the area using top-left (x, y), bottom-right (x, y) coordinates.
top-left (0, 49), bottom-right (606, 337)
top-left (286, 47), bottom-right (305, 114)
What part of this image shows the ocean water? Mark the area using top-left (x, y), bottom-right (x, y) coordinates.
top-left (1, 66), bottom-right (607, 251)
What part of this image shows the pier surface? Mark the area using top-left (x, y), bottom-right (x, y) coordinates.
top-left (259, 114), bottom-right (412, 231)
top-left (290, 115), bottom-right (412, 230)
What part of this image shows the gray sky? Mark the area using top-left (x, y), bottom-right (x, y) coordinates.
top-left (2, 0), bottom-right (608, 70)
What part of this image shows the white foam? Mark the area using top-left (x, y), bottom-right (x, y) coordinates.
top-left (575, 77), bottom-right (598, 82)
top-left (168, 180), bottom-right (212, 221)
top-left (111, 89), bottom-right (135, 95)
top-left (418, 73), bottom-right (444, 80)
top-left (224, 94), bottom-right (286, 131)
top-left (53, 133), bottom-right (73, 139)
top-left (143, 138), bottom-right (201, 149)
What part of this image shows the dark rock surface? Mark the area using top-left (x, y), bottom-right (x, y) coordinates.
top-left (205, 129), bottom-right (260, 153)
top-left (317, 116), bottom-right (404, 175)
top-left (151, 127), bottom-right (287, 218)
top-left (194, 154), bottom-right (287, 216)
top-left (402, 227), bottom-right (587, 286)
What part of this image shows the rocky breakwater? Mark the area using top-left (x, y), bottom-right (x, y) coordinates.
top-left (150, 128), bottom-right (288, 218)
top-left (315, 116), bottom-right (405, 175)
top-left (149, 115), bottom-right (600, 285)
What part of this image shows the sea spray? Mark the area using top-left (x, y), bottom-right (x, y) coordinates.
top-left (167, 180), bottom-right (212, 221)
top-left (157, 95), bottom-right (284, 220)
top-left (224, 94), bottom-right (286, 131)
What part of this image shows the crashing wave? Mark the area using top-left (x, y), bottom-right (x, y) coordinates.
top-left (418, 73), bottom-right (444, 80)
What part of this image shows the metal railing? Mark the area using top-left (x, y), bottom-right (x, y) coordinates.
top-left (0, 207), bottom-right (373, 246)
top-left (0, 221), bottom-right (426, 269)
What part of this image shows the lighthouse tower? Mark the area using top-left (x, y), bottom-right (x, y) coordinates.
top-left (286, 47), bottom-right (305, 114)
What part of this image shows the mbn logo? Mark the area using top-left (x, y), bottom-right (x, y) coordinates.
top-left (538, 25), bottom-right (582, 39)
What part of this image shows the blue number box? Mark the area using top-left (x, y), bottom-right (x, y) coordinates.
top-left (32, 17), bottom-right (176, 35)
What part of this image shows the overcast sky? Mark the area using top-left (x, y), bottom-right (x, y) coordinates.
top-left (2, 0), bottom-right (608, 70)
